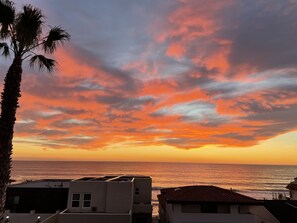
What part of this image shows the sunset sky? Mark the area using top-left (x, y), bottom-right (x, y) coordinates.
top-left (1, 0), bottom-right (297, 164)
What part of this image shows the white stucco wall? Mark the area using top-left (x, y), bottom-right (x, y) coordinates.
top-left (106, 181), bottom-right (133, 213)
top-left (59, 212), bottom-right (131, 223)
top-left (249, 206), bottom-right (280, 223)
top-left (164, 203), bottom-right (256, 223)
top-left (67, 181), bottom-right (107, 213)
top-left (291, 190), bottom-right (297, 200)
top-left (4, 211), bottom-right (52, 223)
top-left (133, 177), bottom-right (152, 204)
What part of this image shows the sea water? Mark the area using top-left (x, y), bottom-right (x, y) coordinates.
top-left (11, 161), bottom-right (297, 215)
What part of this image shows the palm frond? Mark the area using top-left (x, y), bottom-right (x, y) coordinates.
top-left (29, 54), bottom-right (56, 72)
top-left (0, 42), bottom-right (9, 56)
top-left (43, 26), bottom-right (70, 53)
top-left (0, 0), bottom-right (15, 39)
top-left (15, 4), bottom-right (44, 49)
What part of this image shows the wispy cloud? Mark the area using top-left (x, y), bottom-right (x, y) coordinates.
top-left (4, 0), bottom-right (297, 150)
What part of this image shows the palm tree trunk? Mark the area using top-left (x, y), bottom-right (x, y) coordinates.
top-left (0, 56), bottom-right (22, 222)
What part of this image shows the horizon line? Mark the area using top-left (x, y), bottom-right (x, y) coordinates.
top-left (12, 159), bottom-right (297, 167)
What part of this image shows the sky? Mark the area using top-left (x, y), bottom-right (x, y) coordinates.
top-left (1, 0), bottom-right (297, 164)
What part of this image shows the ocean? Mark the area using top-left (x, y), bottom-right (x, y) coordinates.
top-left (11, 161), bottom-right (297, 215)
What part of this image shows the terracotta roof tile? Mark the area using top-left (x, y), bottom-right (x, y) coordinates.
top-left (159, 185), bottom-right (258, 204)
top-left (286, 183), bottom-right (297, 190)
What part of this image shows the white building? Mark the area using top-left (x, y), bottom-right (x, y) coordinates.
top-left (57, 175), bottom-right (152, 223)
top-left (286, 177), bottom-right (297, 200)
top-left (158, 185), bottom-right (264, 223)
top-left (4, 175), bottom-right (152, 223)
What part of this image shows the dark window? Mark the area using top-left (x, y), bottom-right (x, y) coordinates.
top-left (181, 204), bottom-right (200, 213)
top-left (72, 194), bottom-right (80, 200)
top-left (83, 193), bottom-right (91, 207)
top-left (13, 196), bottom-right (20, 205)
top-left (83, 201), bottom-right (91, 207)
top-left (72, 201), bottom-right (79, 207)
top-left (84, 194), bottom-right (91, 200)
top-left (72, 193), bottom-right (80, 208)
top-left (135, 188), bottom-right (140, 195)
top-left (218, 205), bottom-right (230, 213)
top-left (135, 216), bottom-right (148, 223)
top-left (201, 203), bottom-right (218, 213)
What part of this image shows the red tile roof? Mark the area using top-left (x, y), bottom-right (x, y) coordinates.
top-left (286, 183), bottom-right (297, 191)
top-left (158, 186), bottom-right (258, 204)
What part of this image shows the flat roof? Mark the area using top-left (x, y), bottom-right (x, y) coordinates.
top-left (9, 179), bottom-right (71, 188)
top-left (8, 175), bottom-right (151, 187)
top-left (74, 175), bottom-right (151, 182)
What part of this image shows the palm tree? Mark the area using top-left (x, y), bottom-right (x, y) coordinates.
top-left (0, 1), bottom-right (70, 221)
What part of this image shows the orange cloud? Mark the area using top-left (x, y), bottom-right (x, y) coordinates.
top-left (6, 0), bottom-right (297, 166)
top-left (166, 43), bottom-right (185, 58)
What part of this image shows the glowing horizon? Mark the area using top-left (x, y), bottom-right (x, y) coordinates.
top-left (1, 0), bottom-right (297, 165)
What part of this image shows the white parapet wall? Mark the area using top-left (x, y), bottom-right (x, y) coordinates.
top-left (59, 210), bottom-right (131, 223)
top-left (4, 210), bottom-right (53, 223)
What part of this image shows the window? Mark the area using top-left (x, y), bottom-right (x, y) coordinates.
top-left (135, 188), bottom-right (140, 195)
top-left (217, 205), bottom-right (230, 213)
top-left (83, 193), bottom-right (91, 207)
top-left (181, 204), bottom-right (200, 213)
top-left (72, 194), bottom-right (80, 207)
top-left (238, 205), bottom-right (249, 214)
top-left (201, 204), bottom-right (218, 213)
top-left (135, 216), bottom-right (148, 223)
top-left (13, 196), bottom-right (20, 205)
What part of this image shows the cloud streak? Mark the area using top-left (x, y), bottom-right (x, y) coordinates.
top-left (3, 0), bottom-right (297, 151)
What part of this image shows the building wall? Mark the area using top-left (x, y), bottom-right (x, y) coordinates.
top-left (42, 213), bottom-right (59, 223)
top-left (249, 206), bottom-right (280, 223)
top-left (4, 211), bottom-right (52, 223)
top-left (133, 177), bottom-right (152, 204)
top-left (132, 177), bottom-right (152, 220)
top-left (106, 181), bottom-right (133, 213)
top-left (5, 187), bottom-right (68, 213)
top-left (162, 203), bottom-right (256, 223)
top-left (290, 190), bottom-right (297, 200)
top-left (59, 212), bottom-right (131, 223)
top-left (67, 180), bottom-right (135, 214)
top-left (67, 181), bottom-right (107, 213)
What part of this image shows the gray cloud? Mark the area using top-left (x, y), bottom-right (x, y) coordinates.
top-left (243, 104), bottom-right (297, 137)
top-left (96, 95), bottom-right (156, 111)
top-left (56, 135), bottom-right (95, 146)
top-left (104, 112), bottom-right (140, 123)
top-left (49, 106), bottom-right (86, 115)
top-left (51, 118), bottom-right (93, 128)
top-left (215, 133), bottom-right (255, 142)
top-left (15, 121), bottom-right (69, 137)
top-left (158, 137), bottom-right (217, 149)
top-left (222, 0), bottom-right (297, 71)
